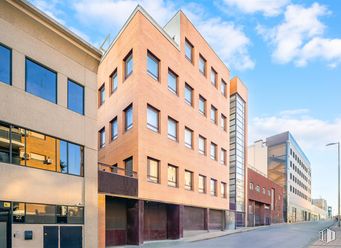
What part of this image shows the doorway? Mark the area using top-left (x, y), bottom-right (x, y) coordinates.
top-left (0, 202), bottom-right (11, 248)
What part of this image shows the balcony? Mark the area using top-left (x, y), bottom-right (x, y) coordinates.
top-left (98, 162), bottom-right (138, 197)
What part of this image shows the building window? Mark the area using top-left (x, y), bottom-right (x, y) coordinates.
top-left (168, 69), bottom-right (178, 94)
top-left (67, 80), bottom-right (84, 115)
top-left (210, 105), bottom-right (217, 124)
top-left (262, 187), bottom-right (266, 194)
top-left (168, 164), bottom-right (178, 187)
top-left (25, 58), bottom-right (57, 103)
top-left (110, 69), bottom-right (118, 93)
top-left (199, 54), bottom-right (206, 75)
top-left (147, 105), bottom-right (159, 132)
top-left (184, 127), bottom-right (193, 149)
top-left (99, 128), bottom-right (105, 148)
top-left (185, 38), bottom-right (193, 62)
top-left (198, 135), bottom-right (206, 155)
top-left (147, 51), bottom-right (160, 80)
top-left (125, 156), bottom-right (133, 177)
top-left (124, 50), bottom-right (133, 79)
top-left (210, 143), bottom-right (217, 160)
top-left (98, 83), bottom-right (105, 106)
top-left (221, 79), bottom-right (227, 96)
top-left (268, 189), bottom-right (271, 196)
top-left (199, 95), bottom-right (206, 115)
top-left (255, 185), bottom-right (260, 192)
top-left (210, 179), bottom-right (217, 196)
top-left (110, 117), bottom-right (118, 140)
top-left (220, 148), bottom-right (226, 165)
top-left (147, 157), bottom-right (160, 183)
top-left (221, 114), bottom-right (226, 131)
top-left (124, 104), bottom-right (133, 131)
top-left (59, 141), bottom-right (84, 176)
top-left (221, 182), bottom-right (226, 198)
top-left (185, 170), bottom-right (193, 190)
top-left (0, 44), bottom-right (11, 85)
top-left (198, 175), bottom-right (206, 193)
top-left (250, 182), bottom-right (254, 190)
top-left (210, 67), bottom-right (217, 87)
top-left (168, 117), bottom-right (178, 141)
top-left (184, 83), bottom-right (193, 106)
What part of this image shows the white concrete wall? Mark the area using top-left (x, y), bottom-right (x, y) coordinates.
top-left (248, 140), bottom-right (268, 177)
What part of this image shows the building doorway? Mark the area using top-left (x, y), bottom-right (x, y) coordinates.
top-left (0, 201), bottom-right (11, 248)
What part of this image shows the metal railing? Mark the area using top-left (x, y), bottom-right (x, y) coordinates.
top-left (98, 162), bottom-right (137, 178)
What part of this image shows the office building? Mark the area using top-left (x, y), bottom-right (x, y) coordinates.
top-left (266, 132), bottom-right (312, 223)
top-left (0, 0), bottom-right (100, 247)
top-left (97, 6), bottom-right (244, 246)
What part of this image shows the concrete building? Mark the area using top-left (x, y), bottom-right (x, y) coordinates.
top-left (266, 132), bottom-right (312, 223)
top-left (97, 6), bottom-right (246, 247)
top-left (247, 168), bottom-right (284, 226)
top-left (0, 0), bottom-right (100, 247)
top-left (229, 77), bottom-right (248, 227)
top-left (248, 140), bottom-right (268, 177)
top-left (311, 198), bottom-right (328, 220)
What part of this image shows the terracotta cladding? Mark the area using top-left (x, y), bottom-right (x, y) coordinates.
top-left (98, 10), bottom-right (232, 210)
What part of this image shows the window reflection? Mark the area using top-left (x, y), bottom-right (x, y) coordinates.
top-left (0, 44), bottom-right (11, 85)
top-left (0, 123), bottom-right (11, 163)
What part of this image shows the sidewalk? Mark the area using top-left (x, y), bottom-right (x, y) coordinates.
top-left (309, 222), bottom-right (341, 248)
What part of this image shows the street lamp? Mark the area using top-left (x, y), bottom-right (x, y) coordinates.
top-left (326, 142), bottom-right (340, 227)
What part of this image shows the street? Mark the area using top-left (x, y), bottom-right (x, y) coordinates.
top-left (170, 221), bottom-right (335, 248)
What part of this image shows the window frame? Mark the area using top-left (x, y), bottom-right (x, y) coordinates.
top-left (221, 114), bottom-right (227, 131)
top-left (168, 68), bottom-right (178, 95)
top-left (124, 104), bottom-right (133, 131)
top-left (167, 164), bottom-right (178, 187)
top-left (210, 142), bottom-right (217, 160)
top-left (147, 157), bottom-right (160, 184)
top-left (210, 105), bottom-right (217, 124)
top-left (124, 50), bottom-right (133, 80)
top-left (98, 83), bottom-right (105, 107)
top-left (221, 182), bottom-right (226, 198)
top-left (147, 104), bottom-right (160, 133)
top-left (185, 170), bottom-right (193, 191)
top-left (198, 135), bottom-right (206, 155)
top-left (184, 127), bottom-right (193, 149)
top-left (220, 148), bottom-right (227, 165)
top-left (99, 127), bottom-right (105, 149)
top-left (210, 67), bottom-right (217, 87)
top-left (221, 79), bottom-right (227, 96)
top-left (67, 79), bottom-right (84, 115)
top-left (110, 117), bottom-right (118, 141)
top-left (185, 38), bottom-right (194, 63)
top-left (210, 179), bottom-right (217, 196)
top-left (198, 175), bottom-right (206, 193)
top-left (147, 50), bottom-right (160, 81)
top-left (110, 68), bottom-right (118, 94)
top-left (198, 54), bottom-right (206, 76)
top-left (167, 117), bottom-right (178, 141)
top-left (0, 43), bottom-right (12, 85)
top-left (184, 83), bottom-right (193, 106)
top-left (198, 95), bottom-right (206, 116)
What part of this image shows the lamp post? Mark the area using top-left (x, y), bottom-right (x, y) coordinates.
top-left (326, 142), bottom-right (340, 227)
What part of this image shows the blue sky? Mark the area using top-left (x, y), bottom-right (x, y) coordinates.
top-left (30, 0), bottom-right (341, 213)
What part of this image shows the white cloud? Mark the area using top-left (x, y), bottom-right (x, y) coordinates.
top-left (223, 0), bottom-right (289, 16)
top-left (250, 110), bottom-right (341, 150)
top-left (257, 2), bottom-right (341, 68)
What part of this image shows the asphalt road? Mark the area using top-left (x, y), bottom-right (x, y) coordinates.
top-left (171, 221), bottom-right (335, 248)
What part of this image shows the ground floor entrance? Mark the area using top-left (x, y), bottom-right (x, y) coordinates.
top-left (0, 201), bottom-right (11, 248)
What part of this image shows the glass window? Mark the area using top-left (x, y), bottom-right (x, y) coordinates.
top-left (221, 182), bottom-right (226, 198)
top-left (124, 51), bottom-right (133, 79)
top-left (111, 117), bottom-right (118, 140)
top-left (111, 69), bottom-right (118, 93)
top-left (68, 143), bottom-right (83, 176)
top-left (168, 117), bottom-right (177, 141)
top-left (198, 135), bottom-right (206, 155)
top-left (221, 114), bottom-right (226, 131)
top-left (210, 142), bottom-right (217, 160)
top-left (185, 170), bottom-right (193, 190)
top-left (59, 140), bottom-right (68, 173)
top-left (210, 105), bottom-right (217, 124)
top-left (0, 44), bottom-right (11, 85)
top-left (184, 127), bottom-right (193, 149)
top-left (125, 157), bottom-right (133, 177)
top-left (56, 205), bottom-right (68, 224)
top-left (184, 83), bottom-right (193, 106)
top-left (99, 128), bottom-right (105, 148)
top-left (0, 122), bottom-right (11, 163)
top-left (98, 84), bottom-right (105, 106)
top-left (26, 203), bottom-right (56, 224)
top-left (249, 182), bottom-right (253, 190)
top-left (221, 79), bottom-right (227, 96)
top-left (198, 175), bottom-right (206, 193)
top-left (13, 202), bottom-right (25, 223)
top-left (199, 54), bottom-right (206, 75)
top-left (168, 164), bottom-right (177, 187)
top-left (210, 179), bottom-right (217, 196)
top-left (147, 51), bottom-right (159, 80)
top-left (67, 206), bottom-right (84, 224)
top-left (199, 95), bottom-right (206, 115)
top-left (147, 105), bottom-right (159, 132)
top-left (147, 157), bottom-right (159, 183)
top-left (124, 104), bottom-right (133, 131)
top-left (68, 80), bottom-right (84, 115)
top-left (26, 58), bottom-right (57, 103)
top-left (210, 68), bottom-right (217, 87)
top-left (168, 69), bottom-right (178, 94)
top-left (185, 39), bottom-right (193, 62)
top-left (221, 148), bottom-right (226, 165)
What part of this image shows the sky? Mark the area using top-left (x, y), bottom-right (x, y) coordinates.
top-left (29, 0), bottom-right (341, 213)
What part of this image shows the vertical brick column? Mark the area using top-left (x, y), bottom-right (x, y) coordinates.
top-left (127, 200), bottom-right (144, 245)
top-left (166, 204), bottom-right (184, 239)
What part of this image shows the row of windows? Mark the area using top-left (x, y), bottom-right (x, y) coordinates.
top-left (98, 49), bottom-right (228, 132)
top-left (98, 104), bottom-right (227, 165)
top-left (0, 43), bottom-right (85, 115)
top-left (0, 121), bottom-right (84, 176)
top-left (249, 182), bottom-right (272, 197)
top-left (290, 148), bottom-right (310, 175)
top-left (290, 161), bottom-right (311, 185)
top-left (290, 173), bottom-right (309, 192)
top-left (12, 202), bottom-right (84, 224)
top-left (184, 38), bottom-right (228, 96)
top-left (289, 185), bottom-right (310, 201)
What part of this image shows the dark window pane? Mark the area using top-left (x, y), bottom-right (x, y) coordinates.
top-left (59, 140), bottom-right (68, 174)
top-left (0, 44), bottom-right (11, 85)
top-left (68, 143), bottom-right (83, 176)
top-left (99, 128), bottom-right (105, 148)
top-left (168, 70), bottom-right (177, 94)
top-left (56, 205), bottom-right (68, 224)
top-left (68, 80), bottom-right (84, 115)
top-left (125, 52), bottom-right (133, 78)
top-left (185, 84), bottom-right (192, 106)
top-left (26, 59), bottom-right (57, 103)
top-left (0, 123), bottom-right (11, 163)
top-left (125, 157), bottom-right (133, 177)
top-left (11, 126), bottom-right (25, 165)
top-left (125, 105), bottom-right (133, 130)
top-left (26, 203), bottom-right (56, 224)
top-left (111, 70), bottom-right (118, 92)
top-left (13, 202), bottom-right (25, 223)
top-left (111, 118), bottom-right (118, 140)
top-left (67, 206), bottom-right (84, 224)
top-left (147, 52), bottom-right (159, 80)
